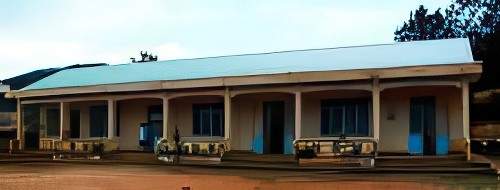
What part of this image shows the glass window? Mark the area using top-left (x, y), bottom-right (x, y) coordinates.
top-left (321, 99), bottom-right (370, 137)
top-left (192, 103), bottom-right (224, 136)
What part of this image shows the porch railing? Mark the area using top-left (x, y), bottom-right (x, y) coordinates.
top-left (155, 138), bottom-right (230, 158)
top-left (293, 138), bottom-right (377, 159)
top-left (10, 138), bottom-right (119, 155)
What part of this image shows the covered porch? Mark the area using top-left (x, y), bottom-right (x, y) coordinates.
top-left (11, 77), bottom-right (472, 160)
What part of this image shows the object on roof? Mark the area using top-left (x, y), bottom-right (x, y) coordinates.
top-left (22, 38), bottom-right (473, 91)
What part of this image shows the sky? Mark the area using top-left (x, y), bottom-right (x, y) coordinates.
top-left (0, 0), bottom-right (451, 80)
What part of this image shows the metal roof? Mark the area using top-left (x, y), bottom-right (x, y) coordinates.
top-left (22, 38), bottom-right (474, 91)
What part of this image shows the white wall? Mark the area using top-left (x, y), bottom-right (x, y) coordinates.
top-left (117, 99), bottom-right (161, 150)
top-left (169, 96), bottom-right (224, 138)
top-left (379, 86), bottom-right (462, 153)
top-left (69, 101), bottom-right (107, 139)
top-left (231, 93), bottom-right (294, 154)
top-left (301, 90), bottom-right (372, 138)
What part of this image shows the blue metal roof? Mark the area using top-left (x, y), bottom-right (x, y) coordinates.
top-left (22, 38), bottom-right (474, 91)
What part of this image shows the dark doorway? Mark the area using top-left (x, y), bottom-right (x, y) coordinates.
top-left (70, 110), bottom-right (80, 138)
top-left (89, 105), bottom-right (108, 137)
top-left (46, 108), bottom-right (60, 137)
top-left (263, 101), bottom-right (285, 154)
top-left (23, 105), bottom-right (40, 150)
top-left (409, 96), bottom-right (436, 155)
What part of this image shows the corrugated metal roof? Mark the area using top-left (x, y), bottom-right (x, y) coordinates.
top-left (22, 38), bottom-right (474, 91)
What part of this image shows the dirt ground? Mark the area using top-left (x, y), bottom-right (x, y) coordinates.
top-left (0, 162), bottom-right (497, 190)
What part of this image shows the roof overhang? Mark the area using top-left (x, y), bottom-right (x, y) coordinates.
top-left (6, 62), bottom-right (482, 99)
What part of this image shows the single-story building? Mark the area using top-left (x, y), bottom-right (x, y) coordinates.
top-left (5, 38), bottom-right (481, 159)
top-left (0, 64), bottom-right (106, 151)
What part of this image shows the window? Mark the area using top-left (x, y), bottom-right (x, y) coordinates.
top-left (192, 103), bottom-right (224, 136)
top-left (46, 108), bottom-right (60, 137)
top-left (89, 105), bottom-right (108, 137)
top-left (321, 99), bottom-right (369, 137)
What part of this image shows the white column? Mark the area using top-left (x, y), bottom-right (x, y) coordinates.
top-left (462, 80), bottom-right (470, 160)
top-left (295, 91), bottom-right (302, 139)
top-left (16, 98), bottom-right (21, 141)
top-left (60, 102), bottom-right (64, 140)
top-left (372, 78), bottom-right (380, 141)
top-left (162, 97), bottom-right (169, 139)
top-left (107, 99), bottom-right (115, 139)
top-left (224, 88), bottom-right (231, 140)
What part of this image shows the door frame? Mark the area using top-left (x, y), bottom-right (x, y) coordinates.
top-left (409, 96), bottom-right (437, 155)
top-left (263, 101), bottom-right (285, 154)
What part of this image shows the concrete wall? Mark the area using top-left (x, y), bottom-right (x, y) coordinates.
top-left (231, 93), bottom-right (294, 154)
top-left (379, 86), bottom-right (463, 153)
top-left (51, 85), bottom-right (464, 154)
top-left (69, 101), bottom-right (107, 139)
top-left (169, 96), bottom-right (224, 138)
top-left (301, 90), bottom-right (372, 138)
top-left (117, 99), bottom-right (161, 150)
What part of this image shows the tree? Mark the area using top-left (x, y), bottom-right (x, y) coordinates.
top-left (394, 6), bottom-right (457, 42)
top-left (395, 1), bottom-right (500, 90)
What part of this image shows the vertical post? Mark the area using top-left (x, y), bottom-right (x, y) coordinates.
top-left (107, 99), bottom-right (115, 139)
top-left (60, 102), bottom-right (64, 140)
top-left (295, 91), bottom-right (302, 140)
top-left (372, 78), bottom-right (380, 142)
top-left (16, 98), bottom-right (21, 141)
top-left (224, 88), bottom-right (231, 140)
top-left (462, 80), bottom-right (470, 160)
top-left (16, 98), bottom-right (22, 150)
top-left (162, 97), bottom-right (169, 139)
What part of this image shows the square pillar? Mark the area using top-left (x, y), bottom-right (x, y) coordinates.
top-left (462, 80), bottom-right (470, 160)
top-left (372, 78), bottom-right (380, 141)
top-left (59, 102), bottom-right (70, 140)
top-left (294, 91), bottom-right (302, 139)
top-left (107, 99), bottom-right (115, 139)
top-left (16, 98), bottom-right (21, 141)
top-left (224, 88), bottom-right (231, 140)
top-left (162, 97), bottom-right (169, 139)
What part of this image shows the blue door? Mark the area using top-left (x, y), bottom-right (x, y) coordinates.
top-left (409, 97), bottom-right (439, 155)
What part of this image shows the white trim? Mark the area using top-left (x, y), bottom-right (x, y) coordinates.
top-left (167, 90), bottom-right (224, 99)
top-left (8, 63), bottom-right (482, 98)
top-left (380, 80), bottom-right (461, 91)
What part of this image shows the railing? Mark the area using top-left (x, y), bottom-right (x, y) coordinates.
top-left (294, 138), bottom-right (377, 159)
top-left (53, 138), bottom-right (119, 154)
top-left (156, 138), bottom-right (230, 158)
top-left (10, 138), bottom-right (119, 155)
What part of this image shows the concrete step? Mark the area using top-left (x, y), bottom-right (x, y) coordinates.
top-left (222, 151), bottom-right (296, 164)
top-left (0, 151), bottom-right (54, 159)
top-left (375, 155), bottom-right (492, 168)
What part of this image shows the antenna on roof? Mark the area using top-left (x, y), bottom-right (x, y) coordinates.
top-left (130, 51), bottom-right (158, 63)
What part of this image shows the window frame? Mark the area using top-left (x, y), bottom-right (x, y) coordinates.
top-left (192, 103), bottom-right (224, 137)
top-left (320, 98), bottom-right (370, 137)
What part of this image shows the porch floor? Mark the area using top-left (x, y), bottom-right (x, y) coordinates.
top-left (0, 151), bottom-right (495, 174)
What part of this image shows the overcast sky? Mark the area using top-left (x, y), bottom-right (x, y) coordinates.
top-left (0, 0), bottom-right (451, 79)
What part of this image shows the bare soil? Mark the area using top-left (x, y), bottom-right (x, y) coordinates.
top-left (0, 162), bottom-right (497, 190)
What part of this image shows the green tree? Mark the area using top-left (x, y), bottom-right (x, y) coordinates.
top-left (395, 1), bottom-right (500, 90)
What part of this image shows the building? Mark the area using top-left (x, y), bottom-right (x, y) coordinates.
top-left (5, 38), bottom-right (480, 159)
top-left (0, 64), bottom-right (106, 151)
